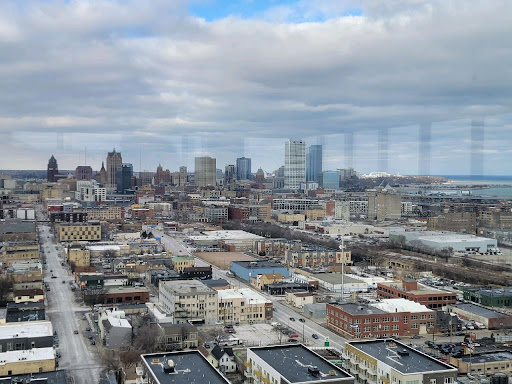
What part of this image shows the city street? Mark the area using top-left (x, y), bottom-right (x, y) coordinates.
top-left (152, 229), bottom-right (349, 351)
top-left (37, 207), bottom-right (101, 384)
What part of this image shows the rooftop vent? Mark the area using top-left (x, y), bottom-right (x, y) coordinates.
top-left (163, 358), bottom-right (175, 374)
top-left (308, 366), bottom-right (320, 377)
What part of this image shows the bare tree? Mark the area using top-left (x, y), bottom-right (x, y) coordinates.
top-left (0, 277), bottom-right (13, 305)
top-left (133, 323), bottom-right (163, 353)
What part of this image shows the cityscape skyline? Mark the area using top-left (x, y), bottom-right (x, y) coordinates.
top-left (1, 1), bottom-right (511, 174)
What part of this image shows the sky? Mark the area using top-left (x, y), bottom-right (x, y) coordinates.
top-left (1, 0), bottom-right (512, 175)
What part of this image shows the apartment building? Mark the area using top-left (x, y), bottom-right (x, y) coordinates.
top-left (67, 244), bottom-right (91, 267)
top-left (284, 244), bottom-right (352, 268)
top-left (343, 340), bottom-right (457, 384)
top-left (159, 280), bottom-right (218, 325)
top-left (56, 221), bottom-right (101, 242)
top-left (377, 280), bottom-right (457, 309)
top-left (76, 205), bottom-right (124, 220)
top-left (326, 299), bottom-right (436, 339)
top-left (0, 241), bottom-right (39, 264)
top-left (217, 288), bottom-right (273, 324)
top-left (171, 255), bottom-right (195, 273)
top-left (367, 189), bottom-right (401, 221)
top-left (272, 198), bottom-right (320, 211)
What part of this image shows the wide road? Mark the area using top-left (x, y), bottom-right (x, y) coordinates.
top-left (152, 229), bottom-right (348, 351)
top-left (37, 207), bottom-right (101, 384)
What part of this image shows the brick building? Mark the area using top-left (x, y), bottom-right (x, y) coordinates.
top-left (377, 279), bottom-right (457, 309)
top-left (327, 299), bottom-right (436, 339)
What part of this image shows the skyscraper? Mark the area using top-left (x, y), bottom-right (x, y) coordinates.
top-left (47, 155), bottom-right (58, 182)
top-left (225, 164), bottom-right (236, 185)
top-left (106, 149), bottom-right (122, 191)
top-left (236, 157), bottom-right (252, 180)
top-left (116, 163), bottom-right (133, 193)
top-left (75, 165), bottom-right (93, 180)
top-left (194, 156), bottom-right (216, 187)
top-left (306, 145), bottom-right (323, 183)
top-left (284, 140), bottom-right (306, 190)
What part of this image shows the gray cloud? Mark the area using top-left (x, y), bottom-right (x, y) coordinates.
top-left (0, 0), bottom-right (511, 175)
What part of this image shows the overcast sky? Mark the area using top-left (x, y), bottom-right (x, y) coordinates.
top-left (1, 0), bottom-right (511, 175)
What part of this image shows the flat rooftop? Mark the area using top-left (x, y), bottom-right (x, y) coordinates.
top-left (336, 303), bottom-right (387, 316)
top-left (311, 273), bottom-right (363, 285)
top-left (459, 351), bottom-right (512, 364)
top-left (232, 260), bottom-right (287, 269)
top-left (349, 340), bottom-right (455, 374)
top-left (0, 320), bottom-right (52, 339)
top-left (190, 230), bottom-right (264, 241)
top-left (0, 347), bottom-right (54, 364)
top-left (160, 280), bottom-right (215, 294)
top-left (451, 303), bottom-right (509, 319)
top-left (142, 351), bottom-right (229, 384)
top-left (372, 298), bottom-right (434, 314)
top-left (473, 287), bottom-right (512, 298)
top-left (105, 286), bottom-right (150, 294)
top-left (249, 344), bottom-right (352, 383)
top-left (0, 369), bottom-right (68, 384)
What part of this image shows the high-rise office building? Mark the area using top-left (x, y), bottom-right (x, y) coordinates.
top-left (195, 156), bottom-right (216, 187)
top-left (284, 140), bottom-right (306, 190)
top-left (47, 155), bottom-right (58, 182)
top-left (306, 145), bottom-right (323, 183)
top-left (75, 165), bottom-right (93, 180)
top-left (236, 157), bottom-right (252, 180)
top-left (106, 149), bottom-right (122, 191)
top-left (155, 164), bottom-right (171, 185)
top-left (116, 163), bottom-right (133, 193)
top-left (321, 170), bottom-right (340, 189)
top-left (225, 164), bottom-right (236, 185)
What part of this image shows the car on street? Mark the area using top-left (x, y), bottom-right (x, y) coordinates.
top-left (299, 318), bottom-right (305, 323)
top-left (312, 334), bottom-right (319, 339)
top-left (90, 340), bottom-right (96, 345)
top-left (288, 333), bottom-right (299, 338)
top-left (88, 335), bottom-right (94, 340)
top-left (455, 331), bottom-right (466, 336)
top-left (86, 327), bottom-right (91, 331)
top-left (56, 351), bottom-right (61, 358)
top-left (74, 330), bottom-right (79, 334)
top-left (287, 338), bottom-right (298, 342)
top-left (62, 280), bottom-right (65, 284)
top-left (51, 275), bottom-right (57, 279)
top-left (289, 317), bottom-right (295, 321)
top-left (412, 335), bottom-right (421, 339)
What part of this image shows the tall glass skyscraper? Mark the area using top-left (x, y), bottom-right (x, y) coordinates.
top-left (236, 157), bottom-right (252, 180)
top-left (306, 145), bottom-right (323, 183)
top-left (284, 140), bottom-right (306, 190)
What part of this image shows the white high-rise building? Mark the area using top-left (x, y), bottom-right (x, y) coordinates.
top-left (284, 140), bottom-right (306, 190)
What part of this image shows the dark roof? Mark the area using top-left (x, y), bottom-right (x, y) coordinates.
top-left (349, 340), bottom-right (456, 374)
top-left (211, 346), bottom-right (234, 361)
top-left (232, 260), bottom-right (287, 269)
top-left (0, 220), bottom-right (35, 235)
top-left (452, 303), bottom-right (510, 319)
top-left (203, 279), bottom-right (229, 288)
top-left (6, 302), bottom-right (45, 310)
top-left (0, 369), bottom-right (68, 384)
top-left (250, 344), bottom-right (352, 383)
top-left (14, 288), bottom-right (44, 296)
top-left (334, 303), bottom-right (387, 316)
top-left (142, 351), bottom-right (230, 383)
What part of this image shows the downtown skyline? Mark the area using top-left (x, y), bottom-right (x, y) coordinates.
top-left (1, 0), bottom-right (511, 174)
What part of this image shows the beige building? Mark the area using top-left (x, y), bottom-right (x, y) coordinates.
top-left (449, 351), bottom-right (512, 375)
top-left (250, 273), bottom-right (283, 290)
top-left (77, 206), bottom-right (123, 220)
top-left (0, 348), bottom-right (55, 376)
top-left (171, 256), bottom-right (195, 273)
top-left (14, 289), bottom-right (44, 304)
top-left (195, 156), bottom-right (216, 187)
top-left (368, 189), bottom-right (401, 221)
top-left (0, 242), bottom-right (39, 264)
top-left (57, 221), bottom-right (101, 242)
top-left (217, 288), bottom-right (273, 324)
top-left (159, 280), bottom-right (218, 325)
top-left (276, 213), bottom-right (306, 223)
top-left (285, 291), bottom-right (315, 308)
top-left (305, 208), bottom-right (327, 221)
top-left (67, 244), bottom-right (91, 267)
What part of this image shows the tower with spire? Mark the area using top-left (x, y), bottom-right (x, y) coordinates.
top-left (96, 161), bottom-right (107, 185)
top-left (47, 155), bottom-right (58, 182)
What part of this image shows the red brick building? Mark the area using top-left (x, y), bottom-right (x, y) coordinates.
top-left (327, 299), bottom-right (436, 339)
top-left (377, 280), bottom-right (457, 309)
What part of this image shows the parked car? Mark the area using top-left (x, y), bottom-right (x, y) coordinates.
top-left (289, 317), bottom-right (296, 321)
top-left (299, 318), bottom-right (305, 323)
top-left (90, 340), bottom-right (96, 345)
top-left (288, 338), bottom-right (299, 342)
top-left (86, 327), bottom-right (91, 332)
top-left (312, 334), bottom-right (319, 339)
top-left (288, 333), bottom-right (299, 338)
top-left (455, 331), bottom-right (466, 336)
top-left (412, 335), bottom-right (421, 339)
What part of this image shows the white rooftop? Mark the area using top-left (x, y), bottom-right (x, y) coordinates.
top-left (238, 288), bottom-right (272, 304)
top-left (0, 347), bottom-right (55, 364)
top-left (189, 230), bottom-right (264, 241)
top-left (371, 298), bottom-right (433, 313)
top-left (0, 321), bottom-right (53, 339)
top-left (107, 317), bottom-right (131, 329)
top-left (87, 245), bottom-right (121, 251)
